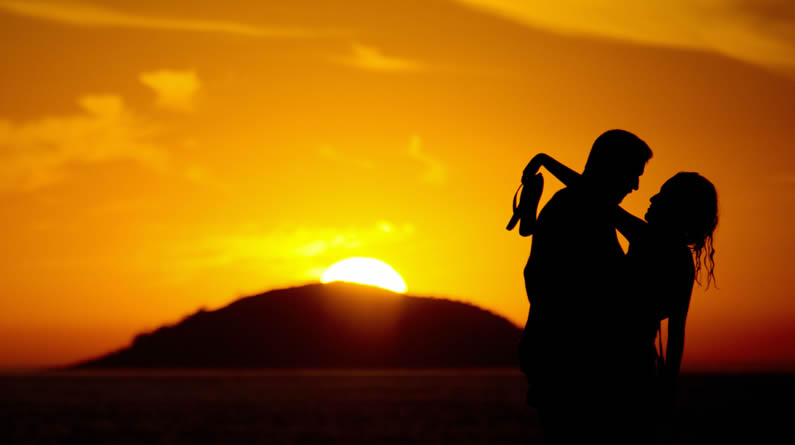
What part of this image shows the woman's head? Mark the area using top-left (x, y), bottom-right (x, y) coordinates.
top-left (645, 172), bottom-right (718, 287)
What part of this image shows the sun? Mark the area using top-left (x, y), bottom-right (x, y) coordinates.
top-left (321, 257), bottom-right (407, 293)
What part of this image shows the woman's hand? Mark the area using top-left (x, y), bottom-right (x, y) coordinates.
top-left (506, 153), bottom-right (547, 233)
top-left (522, 154), bottom-right (547, 184)
top-left (518, 172), bottom-right (544, 237)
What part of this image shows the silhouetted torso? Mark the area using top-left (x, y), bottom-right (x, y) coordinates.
top-left (625, 229), bottom-right (695, 372)
top-left (521, 183), bottom-right (627, 387)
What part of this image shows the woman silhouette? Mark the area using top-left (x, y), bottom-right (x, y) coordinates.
top-left (519, 153), bottom-right (718, 440)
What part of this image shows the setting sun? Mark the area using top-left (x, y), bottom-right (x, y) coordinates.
top-left (321, 257), bottom-right (408, 293)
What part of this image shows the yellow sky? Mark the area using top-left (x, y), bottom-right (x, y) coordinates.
top-left (1, 0), bottom-right (794, 371)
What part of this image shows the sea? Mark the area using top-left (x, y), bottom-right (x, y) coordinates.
top-left (1, 369), bottom-right (792, 444)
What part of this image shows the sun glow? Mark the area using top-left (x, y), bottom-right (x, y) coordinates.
top-left (321, 257), bottom-right (408, 293)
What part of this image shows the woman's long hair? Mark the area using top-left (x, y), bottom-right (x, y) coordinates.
top-left (668, 172), bottom-right (719, 288)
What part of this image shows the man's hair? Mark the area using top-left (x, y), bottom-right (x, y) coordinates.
top-left (583, 129), bottom-right (652, 175)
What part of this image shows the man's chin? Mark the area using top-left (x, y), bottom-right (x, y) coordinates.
top-left (616, 190), bottom-right (633, 204)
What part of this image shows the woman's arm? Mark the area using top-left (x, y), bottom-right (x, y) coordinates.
top-left (518, 174), bottom-right (543, 237)
top-left (661, 289), bottom-right (692, 407)
top-left (523, 153), bottom-right (580, 187)
top-left (614, 207), bottom-right (648, 244)
top-left (664, 297), bottom-right (690, 380)
top-left (517, 153), bottom-right (579, 236)
top-left (664, 313), bottom-right (686, 381)
top-left (525, 153), bottom-right (648, 242)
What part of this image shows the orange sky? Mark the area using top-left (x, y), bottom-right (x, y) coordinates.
top-left (1, 0), bottom-right (794, 371)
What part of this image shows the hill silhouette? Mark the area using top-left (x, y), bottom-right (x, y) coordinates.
top-left (74, 282), bottom-right (521, 368)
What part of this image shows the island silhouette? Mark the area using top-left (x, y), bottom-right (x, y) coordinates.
top-left (73, 282), bottom-right (521, 368)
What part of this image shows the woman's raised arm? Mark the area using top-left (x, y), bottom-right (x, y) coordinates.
top-left (524, 153), bottom-right (580, 187)
top-left (614, 206), bottom-right (648, 244)
top-left (527, 153), bottom-right (649, 243)
top-left (517, 153), bottom-right (581, 236)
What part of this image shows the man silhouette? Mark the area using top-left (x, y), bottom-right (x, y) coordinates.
top-left (519, 129), bottom-right (652, 444)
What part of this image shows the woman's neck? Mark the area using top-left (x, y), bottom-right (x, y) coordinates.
top-left (648, 223), bottom-right (687, 245)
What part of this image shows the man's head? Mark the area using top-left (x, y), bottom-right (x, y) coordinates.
top-left (583, 129), bottom-right (652, 204)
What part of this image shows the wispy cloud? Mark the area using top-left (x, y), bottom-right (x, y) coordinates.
top-left (407, 135), bottom-right (446, 184)
top-left (140, 69), bottom-right (201, 112)
top-left (155, 220), bottom-right (416, 286)
top-left (336, 43), bottom-right (423, 72)
top-left (0, 0), bottom-right (323, 37)
top-left (317, 144), bottom-right (375, 169)
top-left (293, 221), bottom-right (415, 257)
top-left (173, 221), bottom-right (415, 269)
top-left (0, 94), bottom-right (167, 191)
top-left (453, 0), bottom-right (795, 70)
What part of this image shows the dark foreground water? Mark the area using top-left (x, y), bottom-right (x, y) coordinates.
top-left (1, 370), bottom-right (792, 444)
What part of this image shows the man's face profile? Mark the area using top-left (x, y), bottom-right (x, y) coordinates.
top-left (622, 163), bottom-right (645, 202)
top-left (610, 161), bottom-right (645, 204)
top-left (583, 130), bottom-right (651, 205)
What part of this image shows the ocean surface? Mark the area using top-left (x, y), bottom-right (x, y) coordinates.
top-left (1, 369), bottom-right (792, 444)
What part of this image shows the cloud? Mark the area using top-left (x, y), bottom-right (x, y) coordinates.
top-left (140, 70), bottom-right (201, 112)
top-left (292, 221), bottom-right (415, 257)
top-left (407, 135), bottom-right (446, 184)
top-left (157, 220), bottom-right (416, 286)
top-left (0, 94), bottom-right (167, 190)
top-left (295, 235), bottom-right (362, 257)
top-left (453, 0), bottom-right (795, 70)
top-left (0, 0), bottom-right (322, 37)
top-left (317, 144), bottom-right (375, 169)
top-left (337, 43), bottom-right (423, 72)
top-left (172, 221), bottom-right (415, 271)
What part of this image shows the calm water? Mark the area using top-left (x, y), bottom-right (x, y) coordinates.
top-left (1, 370), bottom-right (792, 444)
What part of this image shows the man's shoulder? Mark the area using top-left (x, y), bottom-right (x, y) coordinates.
top-left (537, 185), bottom-right (613, 236)
top-left (539, 187), bottom-right (580, 218)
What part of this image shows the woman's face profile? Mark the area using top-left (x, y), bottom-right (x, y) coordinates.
top-left (644, 181), bottom-right (678, 227)
top-left (645, 176), bottom-right (696, 235)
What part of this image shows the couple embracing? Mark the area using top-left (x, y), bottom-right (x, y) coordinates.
top-left (510, 130), bottom-right (718, 444)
